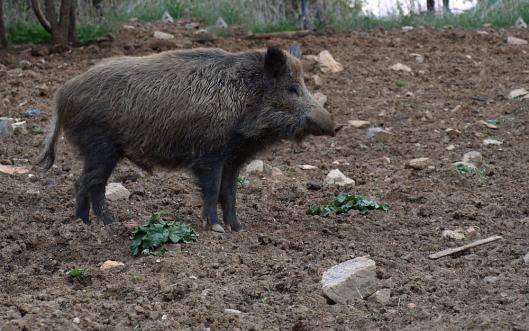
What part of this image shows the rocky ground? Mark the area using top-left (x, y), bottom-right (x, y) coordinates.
top-left (1, 19), bottom-right (529, 330)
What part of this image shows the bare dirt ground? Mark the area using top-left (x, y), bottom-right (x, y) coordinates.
top-left (1, 21), bottom-right (529, 330)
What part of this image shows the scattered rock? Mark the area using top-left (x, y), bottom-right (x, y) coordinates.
top-left (407, 157), bottom-right (434, 170)
top-left (73, 317), bottom-right (81, 324)
top-left (0, 165), bottom-right (30, 175)
top-left (514, 17), bottom-right (527, 29)
top-left (161, 11), bottom-right (174, 24)
top-left (105, 183), bottom-right (130, 201)
top-left (312, 74), bottom-right (322, 87)
top-left (321, 257), bottom-right (377, 304)
top-left (446, 144), bottom-right (455, 151)
top-left (12, 121), bottom-right (27, 135)
top-left (185, 22), bottom-right (200, 30)
top-left (23, 108), bottom-right (43, 117)
top-left (411, 53), bottom-right (424, 64)
top-left (442, 229), bottom-right (465, 240)
top-left (270, 167), bottom-right (283, 177)
top-left (462, 151), bottom-right (482, 167)
top-left (390, 63), bottom-right (412, 73)
top-left (348, 120), bottom-right (370, 129)
top-left (408, 303), bottom-right (417, 309)
top-left (223, 309), bottom-right (242, 316)
top-left (466, 226), bottom-right (477, 237)
top-left (245, 160), bottom-right (264, 174)
top-left (299, 164), bottom-right (318, 170)
top-left (122, 24), bottom-right (136, 30)
top-left (367, 127), bottom-right (392, 141)
top-left (368, 288), bottom-right (391, 304)
top-left (317, 50), bottom-right (343, 73)
top-left (476, 30), bottom-right (489, 35)
top-left (483, 276), bottom-right (499, 284)
top-left (483, 138), bottom-right (503, 146)
top-left (100, 260), bottom-right (125, 270)
top-left (215, 17), bottom-right (228, 29)
top-left (193, 29), bottom-right (216, 43)
top-left (324, 169), bottom-right (355, 186)
top-left (478, 120), bottom-right (498, 129)
top-left (445, 128), bottom-right (461, 139)
top-left (509, 88), bottom-right (529, 99)
top-left (507, 36), bottom-right (528, 45)
top-left (313, 92), bottom-right (327, 107)
top-left (0, 118), bottom-right (14, 138)
top-left (153, 31), bottom-right (175, 40)
top-left (19, 60), bottom-right (32, 70)
top-left (523, 251), bottom-right (529, 265)
top-left (402, 26), bottom-right (414, 32)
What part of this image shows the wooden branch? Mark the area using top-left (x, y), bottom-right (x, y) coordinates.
top-left (429, 235), bottom-right (502, 259)
top-left (246, 30), bottom-right (311, 40)
top-left (30, 0), bottom-right (52, 33)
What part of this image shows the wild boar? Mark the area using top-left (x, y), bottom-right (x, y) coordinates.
top-left (39, 46), bottom-right (341, 232)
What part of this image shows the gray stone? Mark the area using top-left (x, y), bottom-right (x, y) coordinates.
top-left (369, 288), bottom-right (391, 304)
top-left (215, 17), bottom-right (228, 29)
top-left (348, 120), bottom-right (370, 129)
top-left (514, 17), bottom-right (527, 29)
top-left (245, 160), bottom-right (264, 174)
top-left (462, 151), bottom-right (482, 167)
top-left (23, 108), bottom-right (43, 117)
top-left (0, 118), bottom-right (14, 138)
top-left (367, 127), bottom-right (393, 141)
top-left (407, 157), bottom-right (434, 170)
top-left (105, 183), bottom-right (130, 201)
top-left (483, 138), bottom-right (503, 146)
top-left (442, 229), bottom-right (465, 240)
top-left (507, 36), bottom-right (528, 45)
top-left (523, 251), bottom-right (529, 265)
top-left (321, 257), bottom-right (377, 304)
top-left (509, 88), bottom-right (529, 99)
top-left (317, 50), bottom-right (343, 73)
top-left (483, 276), bottom-right (499, 284)
top-left (224, 308), bottom-right (242, 316)
top-left (161, 11), bottom-right (174, 24)
top-left (390, 63), bottom-right (412, 72)
top-left (153, 31), bottom-right (174, 40)
top-left (324, 169), bottom-right (355, 186)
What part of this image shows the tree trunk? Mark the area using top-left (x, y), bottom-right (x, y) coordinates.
top-left (427, 0), bottom-right (435, 12)
top-left (51, 0), bottom-right (72, 47)
top-left (0, 0), bottom-right (7, 49)
top-left (442, 0), bottom-right (450, 13)
top-left (32, 0), bottom-right (75, 50)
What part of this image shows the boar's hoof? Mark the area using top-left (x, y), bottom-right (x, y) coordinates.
top-left (211, 223), bottom-right (225, 233)
top-left (228, 221), bottom-right (242, 232)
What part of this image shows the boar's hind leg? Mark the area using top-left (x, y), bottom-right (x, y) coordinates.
top-left (219, 163), bottom-right (242, 232)
top-left (77, 140), bottom-right (121, 225)
top-left (193, 164), bottom-right (225, 233)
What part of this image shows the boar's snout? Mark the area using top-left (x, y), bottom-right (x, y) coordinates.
top-left (305, 106), bottom-right (341, 137)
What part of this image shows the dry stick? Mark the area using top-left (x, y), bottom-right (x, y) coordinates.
top-left (428, 235), bottom-right (503, 259)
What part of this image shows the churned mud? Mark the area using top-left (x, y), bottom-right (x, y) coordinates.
top-left (1, 23), bottom-right (529, 330)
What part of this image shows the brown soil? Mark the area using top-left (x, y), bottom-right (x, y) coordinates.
top-left (1, 22), bottom-right (529, 330)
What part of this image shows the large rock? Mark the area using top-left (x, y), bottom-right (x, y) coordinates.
top-left (390, 63), bottom-right (412, 73)
top-left (245, 160), bottom-right (264, 174)
top-left (161, 11), bottom-right (174, 23)
top-left (462, 151), bottom-right (482, 167)
top-left (153, 31), bottom-right (175, 40)
top-left (0, 117), bottom-right (14, 138)
top-left (324, 169), bottom-right (355, 186)
top-left (321, 257), bottom-right (377, 304)
top-left (507, 36), bottom-right (528, 45)
top-left (105, 183), bottom-right (130, 201)
top-left (514, 17), bottom-right (527, 29)
top-left (407, 157), bottom-right (434, 170)
top-left (318, 50), bottom-right (343, 73)
top-left (348, 120), bottom-right (370, 129)
top-left (509, 88), bottom-right (529, 99)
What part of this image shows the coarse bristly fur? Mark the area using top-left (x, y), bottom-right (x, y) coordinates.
top-left (38, 46), bottom-right (339, 232)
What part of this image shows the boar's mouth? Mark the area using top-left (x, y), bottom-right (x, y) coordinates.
top-left (303, 108), bottom-right (340, 137)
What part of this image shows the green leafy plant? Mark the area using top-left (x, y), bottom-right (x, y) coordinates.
top-left (307, 193), bottom-right (389, 217)
top-left (453, 163), bottom-right (485, 177)
top-left (129, 213), bottom-right (198, 256)
top-left (237, 176), bottom-right (250, 187)
top-left (66, 268), bottom-right (88, 279)
top-left (395, 79), bottom-right (407, 89)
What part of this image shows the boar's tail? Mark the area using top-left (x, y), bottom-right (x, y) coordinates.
top-left (37, 98), bottom-right (62, 170)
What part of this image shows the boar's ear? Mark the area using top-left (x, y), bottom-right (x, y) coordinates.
top-left (264, 47), bottom-right (287, 78)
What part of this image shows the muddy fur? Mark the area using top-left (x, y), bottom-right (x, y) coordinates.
top-left (39, 47), bottom-right (338, 231)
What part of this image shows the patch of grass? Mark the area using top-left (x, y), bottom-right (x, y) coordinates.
top-left (453, 163), bottom-right (486, 179)
top-left (395, 79), bottom-right (407, 89)
top-left (77, 24), bottom-right (109, 44)
top-left (66, 268), bottom-right (88, 279)
top-left (7, 22), bottom-right (50, 44)
top-left (129, 212), bottom-right (199, 257)
top-left (237, 176), bottom-right (250, 188)
top-left (307, 193), bottom-right (388, 217)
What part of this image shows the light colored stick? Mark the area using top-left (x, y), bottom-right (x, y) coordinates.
top-left (429, 235), bottom-right (503, 259)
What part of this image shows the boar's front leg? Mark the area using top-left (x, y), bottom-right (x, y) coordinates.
top-left (193, 164), bottom-right (225, 233)
top-left (219, 163), bottom-right (242, 232)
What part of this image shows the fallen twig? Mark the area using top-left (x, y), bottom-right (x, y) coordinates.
top-left (428, 235), bottom-right (502, 259)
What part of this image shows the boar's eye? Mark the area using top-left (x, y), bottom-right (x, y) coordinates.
top-left (288, 86), bottom-right (300, 96)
